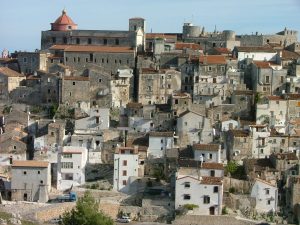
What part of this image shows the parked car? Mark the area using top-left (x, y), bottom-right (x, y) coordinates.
top-left (50, 217), bottom-right (62, 224)
top-left (116, 216), bottom-right (131, 223)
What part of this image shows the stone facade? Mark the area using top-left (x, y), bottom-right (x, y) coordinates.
top-left (138, 68), bottom-right (181, 105)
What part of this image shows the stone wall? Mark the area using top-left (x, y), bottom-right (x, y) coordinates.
top-left (223, 177), bottom-right (250, 194)
top-left (34, 202), bottom-right (75, 222)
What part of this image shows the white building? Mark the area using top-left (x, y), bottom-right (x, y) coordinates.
top-left (250, 125), bottom-right (271, 159)
top-left (11, 160), bottom-right (51, 202)
top-left (193, 144), bottom-right (221, 163)
top-left (75, 108), bottom-right (110, 132)
top-left (233, 46), bottom-right (278, 62)
top-left (148, 132), bottom-right (174, 158)
top-left (176, 111), bottom-right (213, 147)
top-left (250, 178), bottom-right (278, 213)
top-left (256, 96), bottom-right (287, 134)
top-left (57, 146), bottom-right (88, 191)
top-left (113, 146), bottom-right (139, 193)
top-left (175, 162), bottom-right (224, 215)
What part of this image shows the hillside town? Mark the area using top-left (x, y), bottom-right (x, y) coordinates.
top-left (1, 9), bottom-right (300, 225)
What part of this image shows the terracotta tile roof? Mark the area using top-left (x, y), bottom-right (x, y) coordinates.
top-left (201, 176), bottom-right (223, 185)
top-left (0, 67), bottom-right (24, 77)
top-left (239, 120), bottom-right (256, 126)
top-left (175, 42), bottom-right (202, 51)
top-left (12, 160), bottom-right (49, 168)
top-left (193, 144), bottom-right (220, 151)
top-left (64, 76), bottom-right (89, 81)
top-left (213, 47), bottom-right (231, 54)
top-left (267, 95), bottom-right (284, 101)
top-left (285, 94), bottom-right (300, 100)
top-left (146, 33), bottom-right (177, 40)
top-left (230, 130), bottom-right (249, 137)
top-left (236, 46), bottom-right (276, 53)
top-left (149, 132), bottom-right (174, 137)
top-left (49, 45), bottom-right (134, 53)
top-left (173, 92), bottom-right (191, 98)
top-left (253, 61), bottom-right (272, 69)
top-left (199, 55), bottom-right (226, 65)
top-left (281, 50), bottom-right (300, 60)
top-left (233, 90), bottom-right (253, 95)
top-left (62, 147), bottom-right (85, 154)
top-left (126, 102), bottom-right (143, 109)
top-left (202, 162), bottom-right (224, 170)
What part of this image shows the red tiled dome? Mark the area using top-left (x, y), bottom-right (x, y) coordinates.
top-left (51, 9), bottom-right (77, 31)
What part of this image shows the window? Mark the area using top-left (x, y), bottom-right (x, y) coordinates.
top-left (63, 153), bottom-right (72, 158)
top-left (208, 66), bottom-right (212, 71)
top-left (267, 200), bottom-right (271, 205)
top-left (52, 37), bottom-right (56, 43)
top-left (23, 58), bottom-right (27, 63)
top-left (89, 53), bottom-right (93, 62)
top-left (184, 182), bottom-right (190, 188)
top-left (210, 170), bottom-right (215, 177)
top-left (294, 142), bottom-right (297, 146)
top-left (122, 170), bottom-right (127, 176)
top-left (13, 146), bottom-right (17, 150)
top-left (96, 141), bottom-right (100, 146)
top-left (161, 139), bottom-right (164, 143)
top-left (73, 82), bottom-right (75, 85)
top-left (78, 57), bottom-right (80, 62)
top-left (183, 194), bottom-right (191, 200)
top-left (122, 180), bottom-right (127, 185)
top-left (123, 160), bottom-right (127, 166)
top-left (213, 186), bottom-right (218, 193)
top-left (88, 38), bottom-right (92, 44)
top-left (115, 39), bottom-right (119, 45)
top-left (73, 57), bottom-right (76, 62)
top-left (40, 180), bottom-right (44, 184)
top-left (175, 99), bottom-right (178, 104)
top-left (23, 171), bottom-right (27, 175)
top-left (76, 38), bottom-right (80, 44)
top-left (104, 39), bottom-right (107, 45)
top-left (281, 139), bottom-right (285, 144)
top-left (63, 37), bottom-right (67, 44)
top-left (203, 195), bottom-right (210, 204)
top-left (61, 162), bottom-right (73, 169)
top-left (265, 76), bottom-right (270, 83)
top-left (184, 122), bottom-right (188, 126)
top-left (69, 92), bottom-right (72, 96)
top-left (265, 189), bottom-right (270, 195)
top-left (38, 171), bottom-right (40, 174)
top-left (281, 76), bottom-right (284, 83)
top-left (98, 79), bottom-right (102, 83)
top-left (209, 154), bottom-right (213, 159)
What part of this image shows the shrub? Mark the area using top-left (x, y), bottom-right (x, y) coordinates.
top-left (222, 206), bottom-right (228, 215)
top-left (229, 187), bottom-right (236, 193)
top-left (183, 204), bottom-right (199, 210)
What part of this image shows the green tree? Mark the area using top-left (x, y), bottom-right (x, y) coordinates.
top-left (226, 161), bottom-right (238, 175)
top-left (61, 191), bottom-right (113, 225)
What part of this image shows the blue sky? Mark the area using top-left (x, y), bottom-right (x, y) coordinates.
top-left (0, 0), bottom-right (300, 52)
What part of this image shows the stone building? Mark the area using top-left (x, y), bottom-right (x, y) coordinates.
top-left (60, 76), bottom-right (90, 107)
top-left (41, 10), bottom-right (145, 52)
top-left (110, 69), bottom-right (133, 108)
top-left (137, 68), bottom-right (181, 105)
top-left (181, 22), bottom-right (240, 51)
top-left (48, 45), bottom-right (136, 75)
top-left (11, 160), bottom-right (51, 202)
top-left (224, 129), bottom-right (252, 162)
top-left (239, 28), bottom-right (298, 47)
top-left (0, 67), bottom-right (25, 101)
top-left (176, 111), bottom-right (213, 147)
